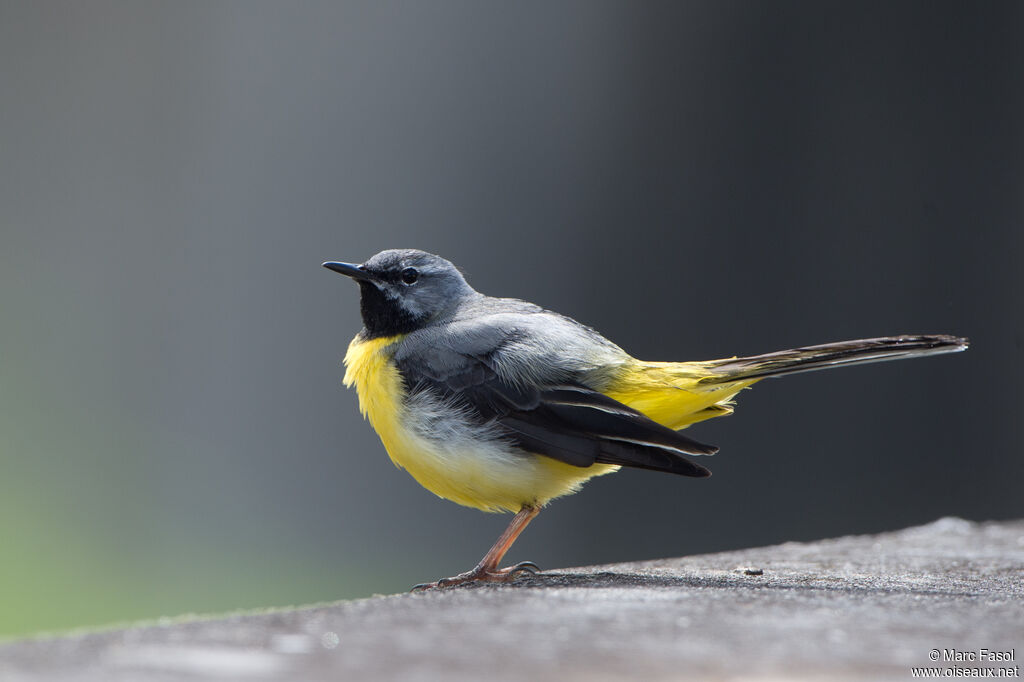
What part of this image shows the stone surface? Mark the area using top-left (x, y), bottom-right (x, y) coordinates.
top-left (2, 517), bottom-right (1022, 681)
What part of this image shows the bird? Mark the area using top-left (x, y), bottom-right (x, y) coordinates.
top-left (323, 249), bottom-right (968, 589)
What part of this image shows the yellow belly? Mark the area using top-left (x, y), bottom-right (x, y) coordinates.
top-left (343, 334), bottom-right (617, 513)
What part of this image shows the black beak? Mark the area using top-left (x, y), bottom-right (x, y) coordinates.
top-left (322, 261), bottom-right (377, 282)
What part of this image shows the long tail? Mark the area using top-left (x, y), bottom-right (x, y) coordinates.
top-left (699, 334), bottom-right (969, 385)
top-left (607, 334), bottom-right (968, 430)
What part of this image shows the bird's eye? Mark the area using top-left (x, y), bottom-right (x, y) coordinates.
top-left (401, 267), bottom-right (419, 285)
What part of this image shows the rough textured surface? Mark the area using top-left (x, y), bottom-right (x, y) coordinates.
top-left (2, 518), bottom-right (1022, 681)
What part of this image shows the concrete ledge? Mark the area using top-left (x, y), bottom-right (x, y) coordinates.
top-left (2, 517), bottom-right (1022, 681)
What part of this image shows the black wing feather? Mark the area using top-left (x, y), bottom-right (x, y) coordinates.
top-left (497, 413), bottom-right (600, 467)
top-left (397, 354), bottom-right (715, 478)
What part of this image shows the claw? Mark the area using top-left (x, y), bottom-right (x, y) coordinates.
top-left (408, 559), bottom-right (542, 591)
top-left (509, 561), bottom-right (541, 576)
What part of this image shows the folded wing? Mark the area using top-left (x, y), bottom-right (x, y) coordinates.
top-left (398, 352), bottom-right (716, 478)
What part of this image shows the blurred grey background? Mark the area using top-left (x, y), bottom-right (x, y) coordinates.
top-left (1, 1), bottom-right (1021, 637)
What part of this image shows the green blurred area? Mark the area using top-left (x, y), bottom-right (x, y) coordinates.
top-left (0, 382), bottom-right (367, 640)
top-left (0, 507), bottom-right (355, 639)
top-left (0, 319), bottom-right (404, 639)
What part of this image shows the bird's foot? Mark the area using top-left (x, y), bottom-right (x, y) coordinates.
top-left (410, 561), bottom-right (541, 591)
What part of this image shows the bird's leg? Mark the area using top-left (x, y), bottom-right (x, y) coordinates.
top-left (412, 505), bottom-right (542, 590)
top-left (461, 504), bottom-right (541, 579)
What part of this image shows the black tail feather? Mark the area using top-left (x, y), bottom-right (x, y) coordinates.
top-left (700, 334), bottom-right (969, 385)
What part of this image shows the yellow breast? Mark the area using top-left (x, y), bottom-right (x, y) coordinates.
top-left (342, 334), bottom-right (407, 461)
top-left (343, 334), bottom-right (404, 431)
top-left (342, 334), bottom-right (616, 513)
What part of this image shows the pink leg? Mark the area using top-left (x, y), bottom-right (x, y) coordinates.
top-left (413, 505), bottom-right (542, 590)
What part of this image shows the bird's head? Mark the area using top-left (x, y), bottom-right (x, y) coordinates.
top-left (323, 249), bottom-right (475, 338)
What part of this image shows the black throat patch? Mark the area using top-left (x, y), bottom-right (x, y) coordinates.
top-left (358, 281), bottom-right (427, 339)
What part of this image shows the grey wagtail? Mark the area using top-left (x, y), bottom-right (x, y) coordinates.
top-left (323, 249), bottom-right (968, 589)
